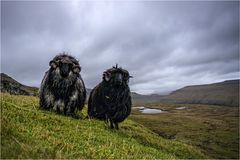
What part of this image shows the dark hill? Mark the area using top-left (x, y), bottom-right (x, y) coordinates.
top-left (0, 73), bottom-right (38, 96)
top-left (131, 92), bottom-right (164, 105)
top-left (161, 80), bottom-right (239, 107)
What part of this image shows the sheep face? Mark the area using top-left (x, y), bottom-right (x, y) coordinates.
top-left (103, 67), bottom-right (132, 87)
top-left (50, 55), bottom-right (80, 77)
top-left (48, 55), bottom-right (82, 91)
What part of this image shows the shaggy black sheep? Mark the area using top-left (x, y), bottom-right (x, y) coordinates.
top-left (39, 53), bottom-right (86, 117)
top-left (88, 65), bottom-right (132, 129)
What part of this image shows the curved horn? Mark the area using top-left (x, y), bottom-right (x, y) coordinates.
top-left (103, 71), bottom-right (111, 82)
top-left (49, 60), bottom-right (58, 69)
top-left (73, 64), bottom-right (81, 73)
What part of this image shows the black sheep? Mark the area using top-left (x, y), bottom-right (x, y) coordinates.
top-left (39, 53), bottom-right (86, 117)
top-left (88, 65), bottom-right (132, 129)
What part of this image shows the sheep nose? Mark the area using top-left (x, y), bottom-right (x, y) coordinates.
top-left (114, 73), bottom-right (123, 85)
top-left (61, 64), bottom-right (69, 77)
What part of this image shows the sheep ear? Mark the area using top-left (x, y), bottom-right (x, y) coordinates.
top-left (103, 71), bottom-right (111, 82)
top-left (49, 60), bottom-right (57, 69)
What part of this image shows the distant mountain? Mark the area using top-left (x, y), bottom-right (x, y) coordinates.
top-left (0, 73), bottom-right (38, 96)
top-left (161, 80), bottom-right (239, 107)
top-left (131, 92), bottom-right (165, 104)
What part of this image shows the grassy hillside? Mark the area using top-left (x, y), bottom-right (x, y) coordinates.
top-left (130, 103), bottom-right (239, 159)
top-left (161, 80), bottom-right (239, 107)
top-left (1, 93), bottom-right (206, 159)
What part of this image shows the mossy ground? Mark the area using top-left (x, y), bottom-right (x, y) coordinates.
top-left (1, 93), bottom-right (205, 159)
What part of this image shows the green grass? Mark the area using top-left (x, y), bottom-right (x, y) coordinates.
top-left (130, 103), bottom-right (239, 159)
top-left (0, 93), bottom-right (206, 159)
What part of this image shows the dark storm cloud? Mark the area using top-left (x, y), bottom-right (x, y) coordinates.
top-left (1, 1), bottom-right (239, 94)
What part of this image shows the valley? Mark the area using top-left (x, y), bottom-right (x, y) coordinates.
top-left (130, 103), bottom-right (239, 159)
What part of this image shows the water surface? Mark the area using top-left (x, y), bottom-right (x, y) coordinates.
top-left (134, 106), bottom-right (166, 114)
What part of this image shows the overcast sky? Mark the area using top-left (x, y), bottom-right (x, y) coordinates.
top-left (1, 1), bottom-right (239, 94)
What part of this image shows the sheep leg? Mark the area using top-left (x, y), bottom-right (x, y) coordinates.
top-left (114, 122), bottom-right (119, 130)
top-left (41, 91), bottom-right (54, 110)
top-left (64, 105), bottom-right (68, 115)
top-left (65, 104), bottom-right (73, 116)
top-left (110, 120), bottom-right (114, 129)
top-left (54, 99), bottom-right (64, 114)
top-left (66, 105), bottom-right (79, 119)
top-left (65, 92), bottom-right (79, 118)
top-left (105, 114), bottom-right (109, 124)
top-left (56, 107), bottom-right (61, 114)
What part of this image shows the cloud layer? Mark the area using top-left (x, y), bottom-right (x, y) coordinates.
top-left (1, 1), bottom-right (239, 94)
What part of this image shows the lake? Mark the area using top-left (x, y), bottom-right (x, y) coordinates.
top-left (134, 106), bottom-right (166, 114)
